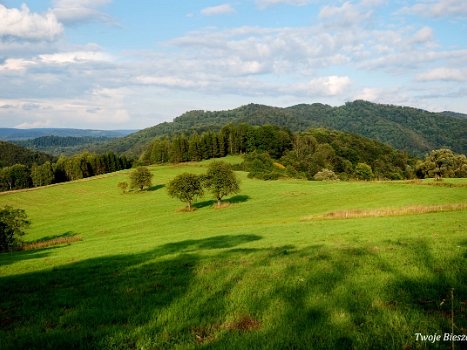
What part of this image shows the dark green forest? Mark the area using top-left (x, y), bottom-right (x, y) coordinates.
top-left (0, 146), bottom-right (132, 192)
top-left (11, 135), bottom-right (118, 157)
top-left (94, 100), bottom-right (467, 157)
top-left (0, 141), bottom-right (57, 168)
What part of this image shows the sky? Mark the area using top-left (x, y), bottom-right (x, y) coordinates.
top-left (0, 0), bottom-right (466, 130)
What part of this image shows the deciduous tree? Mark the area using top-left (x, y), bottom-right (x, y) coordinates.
top-left (355, 163), bottom-right (374, 181)
top-left (0, 205), bottom-right (30, 252)
top-left (167, 173), bottom-right (204, 211)
top-left (204, 161), bottom-right (240, 207)
top-left (129, 166), bottom-right (153, 191)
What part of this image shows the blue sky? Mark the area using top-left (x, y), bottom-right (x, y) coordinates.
top-left (0, 0), bottom-right (466, 130)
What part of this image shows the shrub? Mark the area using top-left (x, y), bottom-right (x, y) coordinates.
top-left (313, 169), bottom-right (340, 181)
top-left (117, 180), bottom-right (129, 193)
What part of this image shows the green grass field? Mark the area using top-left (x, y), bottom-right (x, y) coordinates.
top-left (1, 156), bottom-right (466, 349)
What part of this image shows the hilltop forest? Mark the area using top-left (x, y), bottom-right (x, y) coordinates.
top-left (94, 100), bottom-right (467, 157)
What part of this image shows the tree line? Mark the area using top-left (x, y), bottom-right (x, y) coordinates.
top-left (0, 151), bottom-right (133, 192)
top-left (140, 122), bottom-right (467, 181)
top-left (140, 123), bottom-right (416, 180)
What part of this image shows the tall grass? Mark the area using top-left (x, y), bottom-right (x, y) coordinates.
top-left (302, 203), bottom-right (467, 221)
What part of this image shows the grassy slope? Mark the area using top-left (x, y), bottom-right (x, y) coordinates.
top-left (1, 156), bottom-right (466, 349)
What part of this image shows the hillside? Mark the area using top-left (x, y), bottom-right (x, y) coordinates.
top-left (11, 135), bottom-right (119, 157)
top-left (0, 141), bottom-right (56, 168)
top-left (95, 101), bottom-right (467, 157)
top-left (1, 161), bottom-right (466, 349)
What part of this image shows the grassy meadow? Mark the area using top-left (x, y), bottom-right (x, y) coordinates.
top-left (1, 155), bottom-right (466, 349)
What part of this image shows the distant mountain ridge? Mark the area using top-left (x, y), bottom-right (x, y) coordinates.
top-left (94, 100), bottom-right (467, 157)
top-left (0, 128), bottom-right (138, 141)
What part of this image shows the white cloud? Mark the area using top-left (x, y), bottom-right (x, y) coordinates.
top-left (200, 4), bottom-right (235, 16)
top-left (416, 67), bottom-right (467, 82)
top-left (289, 76), bottom-right (352, 96)
top-left (15, 120), bottom-right (52, 128)
top-left (353, 86), bottom-right (411, 105)
top-left (38, 51), bottom-right (113, 63)
top-left (319, 2), bottom-right (373, 24)
top-left (0, 58), bottom-right (36, 73)
top-left (359, 49), bottom-right (467, 73)
top-left (0, 4), bottom-right (63, 41)
top-left (409, 26), bottom-right (433, 44)
top-left (255, 0), bottom-right (314, 9)
top-left (398, 0), bottom-right (467, 19)
top-left (52, 0), bottom-right (120, 26)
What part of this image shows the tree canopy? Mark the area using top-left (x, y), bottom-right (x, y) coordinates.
top-left (204, 161), bottom-right (240, 207)
top-left (129, 166), bottom-right (153, 191)
top-left (0, 206), bottom-right (30, 252)
top-left (167, 173), bottom-right (204, 211)
top-left (418, 149), bottom-right (467, 180)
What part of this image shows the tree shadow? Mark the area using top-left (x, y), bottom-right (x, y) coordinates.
top-left (26, 231), bottom-right (79, 244)
top-left (0, 249), bottom-right (53, 266)
top-left (0, 234), bottom-right (264, 349)
top-left (2, 234), bottom-right (465, 349)
top-left (153, 234), bottom-right (262, 256)
top-left (225, 195), bottom-right (251, 204)
top-left (192, 199), bottom-right (216, 209)
top-left (147, 184), bottom-right (165, 192)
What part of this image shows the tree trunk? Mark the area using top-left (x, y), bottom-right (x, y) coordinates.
top-left (187, 200), bottom-right (191, 212)
top-left (217, 198), bottom-right (222, 208)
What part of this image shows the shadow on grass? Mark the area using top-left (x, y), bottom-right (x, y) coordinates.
top-left (147, 184), bottom-right (165, 192)
top-left (0, 234), bottom-right (264, 349)
top-left (225, 195), bottom-right (251, 204)
top-left (192, 199), bottom-right (216, 209)
top-left (0, 249), bottom-right (53, 266)
top-left (26, 231), bottom-right (79, 244)
top-left (1, 235), bottom-right (466, 349)
top-left (155, 234), bottom-right (262, 255)
top-left (192, 195), bottom-right (251, 209)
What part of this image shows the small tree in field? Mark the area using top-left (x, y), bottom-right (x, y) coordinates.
top-left (129, 166), bottom-right (153, 191)
top-left (0, 206), bottom-right (30, 252)
top-left (117, 180), bottom-right (129, 194)
top-left (204, 161), bottom-right (240, 208)
top-left (167, 173), bottom-right (204, 211)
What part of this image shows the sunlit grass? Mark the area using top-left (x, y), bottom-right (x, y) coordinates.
top-left (1, 159), bottom-right (466, 349)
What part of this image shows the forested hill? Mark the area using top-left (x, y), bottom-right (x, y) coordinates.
top-left (11, 135), bottom-right (119, 157)
top-left (95, 100), bottom-right (467, 157)
top-left (0, 141), bottom-right (57, 168)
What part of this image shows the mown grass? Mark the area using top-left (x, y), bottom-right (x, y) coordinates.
top-left (1, 157), bottom-right (466, 349)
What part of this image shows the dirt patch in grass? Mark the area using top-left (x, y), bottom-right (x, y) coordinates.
top-left (191, 316), bottom-right (261, 345)
top-left (221, 315), bottom-right (262, 332)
